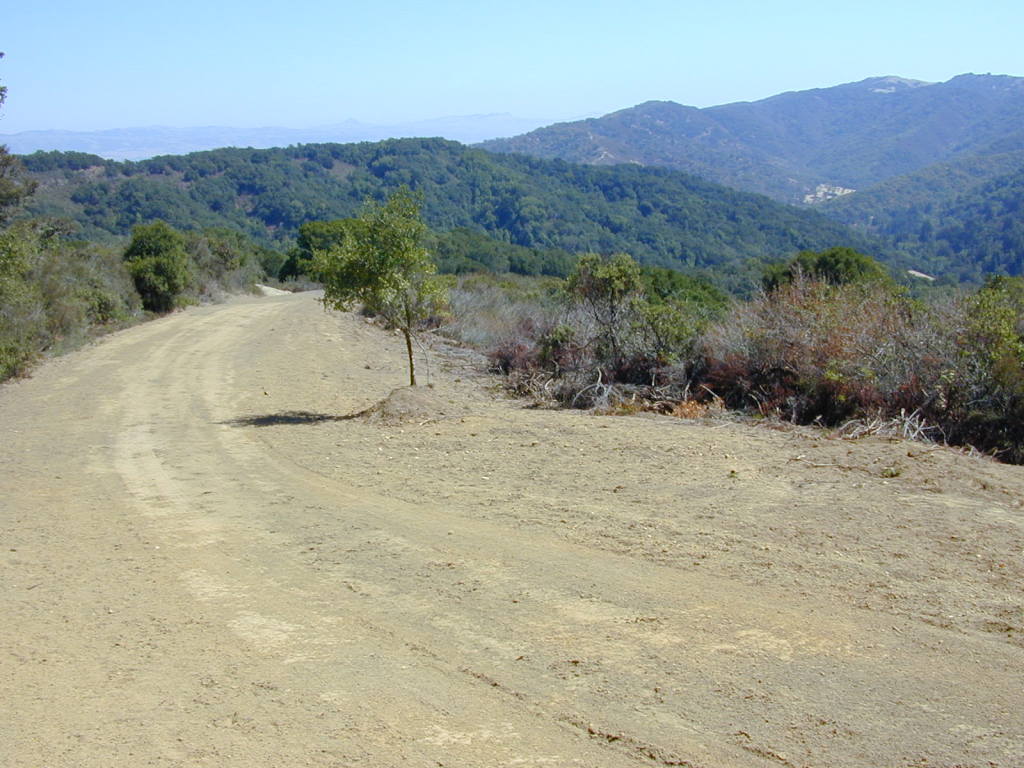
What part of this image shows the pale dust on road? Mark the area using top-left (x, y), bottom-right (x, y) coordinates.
top-left (2, 291), bottom-right (1023, 767)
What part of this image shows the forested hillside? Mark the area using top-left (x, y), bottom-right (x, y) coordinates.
top-left (823, 154), bottom-right (1024, 279)
top-left (480, 74), bottom-right (1024, 203)
top-left (19, 139), bottom-right (891, 290)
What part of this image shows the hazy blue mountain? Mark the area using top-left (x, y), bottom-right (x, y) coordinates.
top-left (1, 114), bottom-right (553, 161)
top-left (480, 74), bottom-right (1024, 203)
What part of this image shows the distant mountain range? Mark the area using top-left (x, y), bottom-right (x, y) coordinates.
top-left (480, 74), bottom-right (1024, 204)
top-left (1, 114), bottom-right (556, 161)
top-left (13, 74), bottom-right (1024, 284)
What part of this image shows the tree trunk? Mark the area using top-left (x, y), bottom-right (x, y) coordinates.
top-left (403, 328), bottom-right (416, 387)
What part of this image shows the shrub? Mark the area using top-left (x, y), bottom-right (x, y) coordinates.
top-left (0, 223), bottom-right (45, 378)
top-left (0, 220), bottom-right (139, 380)
top-left (185, 227), bottom-right (267, 299)
top-left (446, 256), bottom-right (724, 406)
top-left (701, 277), bottom-right (947, 423)
top-left (442, 272), bottom-right (565, 353)
top-left (939, 276), bottom-right (1024, 460)
top-left (123, 220), bottom-right (192, 312)
top-left (566, 253), bottom-right (644, 370)
top-left (762, 247), bottom-right (894, 292)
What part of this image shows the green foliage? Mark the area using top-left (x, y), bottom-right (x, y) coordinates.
top-left (695, 273), bottom-right (1024, 462)
top-left (0, 55), bottom-right (37, 224)
top-left (19, 150), bottom-right (112, 173)
top-left (426, 227), bottom-right (575, 277)
top-left (0, 223), bottom-right (45, 377)
top-left (0, 149), bottom-right (37, 224)
top-left (123, 220), bottom-right (192, 312)
top-left (19, 139), bottom-right (892, 293)
top-left (315, 188), bottom-right (449, 386)
top-left (638, 300), bottom-right (713, 364)
top-left (454, 253), bottom-right (723, 399)
top-left (1, 221), bottom-right (138, 379)
top-left (639, 265), bottom-right (729, 311)
top-left (965, 276), bottom-right (1024, 374)
top-left (482, 74), bottom-right (1024, 203)
top-left (567, 253), bottom-right (643, 369)
top-left (824, 157), bottom-right (1024, 281)
top-left (702, 278), bottom-right (951, 427)
top-left (184, 227), bottom-right (268, 297)
top-left (279, 218), bottom-right (357, 280)
top-left (949, 276), bottom-right (1024, 459)
top-left (762, 247), bottom-right (893, 291)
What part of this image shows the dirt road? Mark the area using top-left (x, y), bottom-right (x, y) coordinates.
top-left (2, 291), bottom-right (1022, 767)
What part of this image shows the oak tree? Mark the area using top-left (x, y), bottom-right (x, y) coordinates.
top-left (314, 188), bottom-right (447, 386)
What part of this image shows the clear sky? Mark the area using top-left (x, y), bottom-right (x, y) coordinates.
top-left (3, 0), bottom-right (1022, 133)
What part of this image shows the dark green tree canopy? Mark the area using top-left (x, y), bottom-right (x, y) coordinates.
top-left (279, 218), bottom-right (358, 280)
top-left (123, 220), bottom-right (192, 312)
top-left (762, 246), bottom-right (893, 291)
top-left (639, 265), bottom-right (729, 311)
top-left (124, 220), bottom-right (186, 262)
top-left (19, 139), bottom-right (894, 294)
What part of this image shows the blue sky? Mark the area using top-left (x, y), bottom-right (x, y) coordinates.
top-left (3, 0), bottom-right (1022, 132)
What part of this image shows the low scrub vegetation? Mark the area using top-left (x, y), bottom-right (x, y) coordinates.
top-left (443, 250), bottom-right (1024, 463)
top-left (1, 215), bottom-right (272, 381)
top-left (1, 220), bottom-right (139, 379)
top-left (442, 255), bottom-right (728, 408)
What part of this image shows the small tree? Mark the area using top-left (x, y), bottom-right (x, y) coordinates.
top-left (566, 252), bottom-right (643, 368)
top-left (314, 188), bottom-right (447, 386)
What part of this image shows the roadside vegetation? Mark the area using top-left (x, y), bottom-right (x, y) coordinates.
top-left (5, 155), bottom-right (1023, 462)
top-left (3, 64), bottom-right (1021, 461)
top-left (439, 249), bottom-right (1024, 464)
top-left (315, 188), bottom-right (450, 386)
top-left (0, 214), bottom-right (275, 379)
top-left (7, 172), bottom-right (1023, 463)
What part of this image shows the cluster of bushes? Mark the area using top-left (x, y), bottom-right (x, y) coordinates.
top-left (0, 216), bottom-right (276, 381)
top-left (0, 220), bottom-right (139, 379)
top-left (122, 221), bottom-right (274, 311)
top-left (704, 272), bottom-right (1024, 461)
top-left (445, 248), bottom-right (1024, 463)
top-left (443, 254), bottom-right (729, 407)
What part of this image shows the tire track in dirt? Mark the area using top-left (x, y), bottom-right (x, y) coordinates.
top-left (4, 292), bottom-right (1023, 767)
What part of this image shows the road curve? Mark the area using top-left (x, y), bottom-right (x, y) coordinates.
top-left (2, 292), bottom-right (1022, 767)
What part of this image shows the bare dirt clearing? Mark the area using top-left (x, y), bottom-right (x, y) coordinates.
top-left (2, 291), bottom-right (1022, 767)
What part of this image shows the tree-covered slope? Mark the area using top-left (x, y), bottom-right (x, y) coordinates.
top-left (826, 161), bottom-right (1024, 280)
top-left (480, 74), bottom-right (1024, 203)
top-left (823, 150), bottom-right (1024, 234)
top-left (19, 139), bottom-right (891, 291)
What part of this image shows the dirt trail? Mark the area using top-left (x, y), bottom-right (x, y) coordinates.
top-left (2, 291), bottom-right (1023, 767)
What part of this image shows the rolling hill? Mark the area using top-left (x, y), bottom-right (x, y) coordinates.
top-left (18, 139), bottom-right (899, 292)
top-left (825, 157), bottom-right (1024, 279)
top-left (480, 74), bottom-right (1024, 204)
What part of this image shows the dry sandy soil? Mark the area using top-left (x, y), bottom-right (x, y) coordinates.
top-left (2, 290), bottom-right (1023, 767)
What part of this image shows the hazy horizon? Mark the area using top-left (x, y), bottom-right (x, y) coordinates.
top-left (4, 0), bottom-right (1023, 135)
